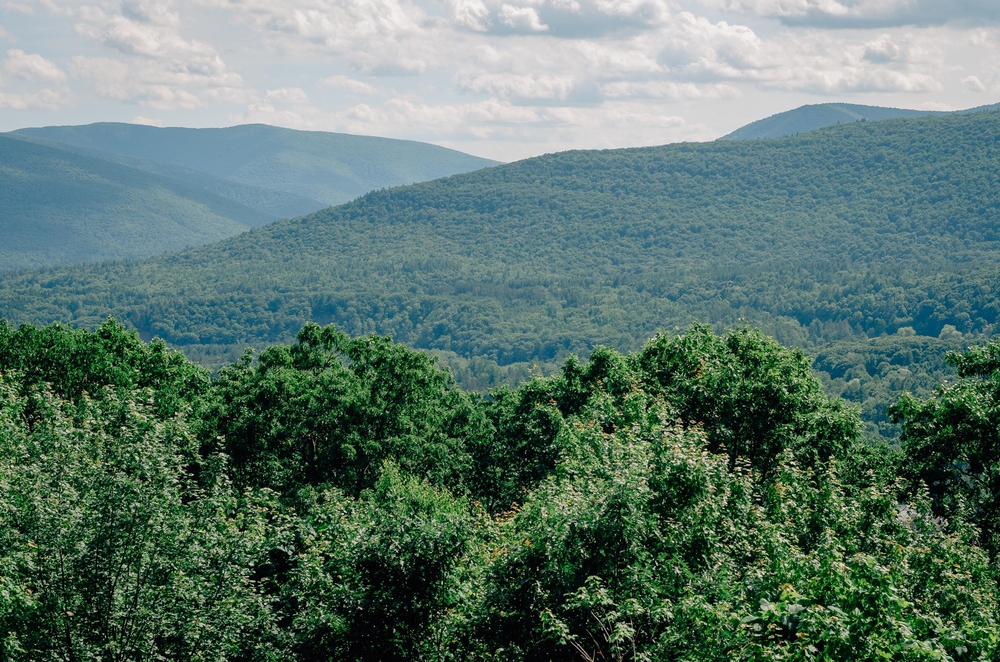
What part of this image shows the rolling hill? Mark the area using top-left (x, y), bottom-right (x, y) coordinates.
top-left (722, 101), bottom-right (1000, 140)
top-left (13, 123), bottom-right (500, 206)
top-left (3, 110), bottom-right (1000, 436)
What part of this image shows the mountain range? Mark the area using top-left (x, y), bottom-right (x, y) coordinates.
top-left (0, 124), bottom-right (498, 269)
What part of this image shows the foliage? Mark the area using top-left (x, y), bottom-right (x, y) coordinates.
top-left (891, 336), bottom-right (1000, 557)
top-left (205, 322), bottom-right (489, 496)
top-left (481, 415), bottom-right (999, 662)
top-left (813, 332), bottom-right (968, 440)
top-left (284, 465), bottom-right (472, 661)
top-left (0, 377), bottom-right (280, 661)
top-left (0, 317), bottom-right (209, 417)
top-left (0, 320), bottom-right (999, 660)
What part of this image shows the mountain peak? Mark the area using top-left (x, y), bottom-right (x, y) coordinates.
top-left (722, 101), bottom-right (1000, 140)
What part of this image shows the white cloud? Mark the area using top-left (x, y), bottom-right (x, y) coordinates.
top-left (3, 49), bottom-right (65, 82)
top-left (600, 80), bottom-right (739, 99)
top-left (131, 114), bottom-right (163, 125)
top-left (455, 71), bottom-right (574, 100)
top-left (98, 15), bottom-right (224, 69)
top-left (0, 87), bottom-right (65, 108)
top-left (266, 87), bottom-right (310, 104)
top-left (28, 0), bottom-right (248, 110)
top-left (862, 34), bottom-right (901, 63)
top-left (206, 0), bottom-right (434, 77)
top-left (120, 0), bottom-right (181, 27)
top-left (1, 0), bottom-right (995, 157)
top-left (963, 75), bottom-right (987, 92)
top-left (319, 75), bottom-right (380, 95)
top-left (652, 13), bottom-right (942, 94)
top-left (70, 55), bottom-right (245, 109)
top-left (205, 0), bottom-right (427, 54)
top-left (352, 56), bottom-right (427, 76)
top-left (440, 0), bottom-right (673, 37)
top-left (497, 4), bottom-right (548, 31)
top-left (702, 0), bottom-right (1000, 27)
top-left (446, 0), bottom-right (491, 30)
top-left (4, 1), bottom-right (32, 14)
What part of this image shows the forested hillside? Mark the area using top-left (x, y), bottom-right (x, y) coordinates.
top-left (3, 111), bottom-right (1000, 435)
top-left (722, 101), bottom-right (1000, 140)
top-left (2, 320), bottom-right (999, 660)
top-left (14, 122), bottom-right (499, 206)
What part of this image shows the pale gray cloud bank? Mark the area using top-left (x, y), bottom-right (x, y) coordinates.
top-left (0, 0), bottom-right (996, 158)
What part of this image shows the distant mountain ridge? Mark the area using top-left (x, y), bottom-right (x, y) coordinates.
top-left (13, 123), bottom-right (500, 206)
top-left (0, 123), bottom-right (499, 269)
top-left (0, 134), bottom-right (270, 270)
top-left (722, 101), bottom-right (1000, 140)
top-left (10, 132), bottom-right (326, 221)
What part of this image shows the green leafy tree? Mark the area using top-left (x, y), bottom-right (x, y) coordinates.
top-left (0, 378), bottom-right (279, 661)
top-left (285, 463), bottom-right (472, 661)
top-left (207, 323), bottom-right (489, 496)
top-left (0, 318), bottom-right (209, 418)
top-left (892, 337), bottom-right (1000, 556)
top-left (480, 409), bottom-right (999, 661)
top-left (635, 325), bottom-right (860, 474)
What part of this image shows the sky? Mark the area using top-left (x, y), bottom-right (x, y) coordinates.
top-left (0, 0), bottom-right (997, 161)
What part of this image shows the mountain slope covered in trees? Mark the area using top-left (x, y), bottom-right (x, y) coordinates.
top-left (3, 111), bottom-right (1000, 435)
top-left (13, 122), bottom-right (500, 206)
top-left (722, 100), bottom-right (1000, 140)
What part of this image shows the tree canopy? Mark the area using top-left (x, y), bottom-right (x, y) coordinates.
top-left (1, 319), bottom-right (996, 660)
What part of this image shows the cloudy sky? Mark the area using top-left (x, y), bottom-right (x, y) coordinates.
top-left (0, 0), bottom-right (997, 160)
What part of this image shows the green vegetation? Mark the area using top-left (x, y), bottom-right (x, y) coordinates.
top-left (13, 122), bottom-right (499, 206)
top-left (3, 110), bottom-right (1000, 436)
top-left (2, 319), bottom-right (999, 660)
top-left (722, 101), bottom-right (1000, 140)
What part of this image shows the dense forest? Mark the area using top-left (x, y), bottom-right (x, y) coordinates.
top-left (2, 318), bottom-right (999, 660)
top-left (3, 111), bottom-right (1000, 436)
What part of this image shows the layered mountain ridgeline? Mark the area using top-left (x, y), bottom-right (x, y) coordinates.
top-left (3, 110), bottom-right (1000, 435)
top-left (3, 320), bottom-right (1000, 660)
top-left (1, 123), bottom-right (497, 269)
top-left (10, 132), bottom-right (327, 220)
top-left (13, 122), bottom-right (500, 206)
top-left (722, 100), bottom-right (1000, 140)
top-left (0, 134), bottom-right (274, 270)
